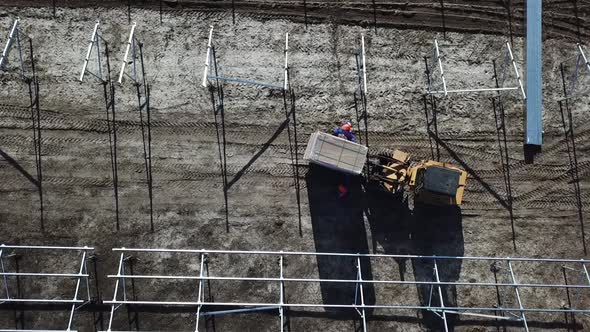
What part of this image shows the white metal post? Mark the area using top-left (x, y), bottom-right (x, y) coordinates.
top-left (506, 42), bottom-right (526, 100)
top-left (0, 249), bottom-right (8, 300)
top-left (66, 251), bottom-right (87, 331)
top-left (202, 26), bottom-right (214, 88)
top-left (107, 252), bottom-right (125, 331)
top-left (79, 21), bottom-right (100, 82)
top-left (582, 262), bottom-right (590, 285)
top-left (361, 35), bottom-right (367, 95)
top-left (118, 22), bottom-right (137, 84)
top-left (507, 260), bottom-right (529, 332)
top-left (356, 256), bottom-right (368, 332)
top-left (434, 39), bottom-right (448, 97)
top-left (433, 259), bottom-right (449, 332)
top-left (279, 254), bottom-right (284, 332)
top-left (577, 44), bottom-right (590, 68)
top-left (195, 253), bottom-right (206, 332)
top-left (283, 33), bottom-right (289, 91)
top-left (0, 18), bottom-right (20, 70)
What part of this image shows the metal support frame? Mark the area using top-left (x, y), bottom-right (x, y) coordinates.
top-left (79, 21), bottom-right (121, 231)
top-left (557, 44), bottom-right (589, 255)
top-left (507, 260), bottom-right (529, 331)
top-left (353, 35), bottom-right (369, 150)
top-left (118, 22), bottom-right (154, 232)
top-left (432, 259), bottom-right (449, 332)
top-left (492, 59), bottom-right (516, 251)
top-left (426, 39), bottom-right (525, 99)
top-left (423, 38), bottom-right (522, 244)
top-left (202, 27), bottom-right (297, 233)
top-left (354, 256), bottom-right (368, 332)
top-left (0, 18), bottom-right (44, 230)
top-left (100, 248), bottom-right (590, 331)
top-left (0, 245), bottom-right (94, 332)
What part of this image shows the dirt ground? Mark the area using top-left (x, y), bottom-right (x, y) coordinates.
top-left (0, 1), bottom-right (590, 331)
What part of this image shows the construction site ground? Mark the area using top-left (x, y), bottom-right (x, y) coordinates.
top-left (0, 1), bottom-right (590, 331)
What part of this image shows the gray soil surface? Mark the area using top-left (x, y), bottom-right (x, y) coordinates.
top-left (0, 1), bottom-right (590, 331)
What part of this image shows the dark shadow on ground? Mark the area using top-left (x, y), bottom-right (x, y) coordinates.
top-left (306, 164), bottom-right (375, 320)
top-left (364, 182), bottom-right (464, 331)
top-left (411, 203), bottom-right (464, 332)
top-left (364, 182), bottom-right (412, 280)
top-left (0, 148), bottom-right (39, 188)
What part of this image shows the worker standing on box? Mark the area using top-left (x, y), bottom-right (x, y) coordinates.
top-left (333, 121), bottom-right (358, 143)
top-left (333, 121), bottom-right (357, 197)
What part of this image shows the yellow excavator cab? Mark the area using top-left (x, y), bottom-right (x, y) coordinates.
top-left (370, 150), bottom-right (467, 206)
top-left (407, 160), bottom-right (467, 205)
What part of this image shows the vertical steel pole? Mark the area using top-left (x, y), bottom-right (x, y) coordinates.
top-left (433, 259), bottom-right (449, 332)
top-left (507, 260), bottom-right (529, 332)
top-left (79, 21), bottom-right (100, 82)
top-left (434, 39), bottom-right (447, 96)
top-left (95, 29), bottom-right (103, 82)
top-left (118, 22), bottom-right (136, 84)
top-left (576, 43), bottom-right (590, 73)
top-left (361, 35), bottom-right (367, 95)
top-left (66, 251), bottom-right (87, 331)
top-left (0, 250), bottom-right (9, 299)
top-left (195, 253), bottom-right (205, 332)
top-left (202, 26), bottom-right (214, 87)
top-left (356, 256), bottom-right (368, 332)
top-left (0, 19), bottom-right (19, 70)
top-left (582, 262), bottom-right (590, 285)
top-left (279, 254), bottom-right (284, 332)
top-left (83, 254), bottom-right (91, 305)
top-left (284, 33), bottom-right (289, 91)
top-left (107, 252), bottom-right (125, 331)
top-left (506, 42), bottom-right (526, 100)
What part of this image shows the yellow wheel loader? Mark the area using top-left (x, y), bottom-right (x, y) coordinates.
top-left (369, 150), bottom-right (467, 206)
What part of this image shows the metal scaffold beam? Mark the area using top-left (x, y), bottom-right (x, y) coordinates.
top-left (99, 247), bottom-right (590, 331)
top-left (0, 18), bottom-right (45, 230)
top-left (0, 245), bottom-right (95, 331)
top-left (118, 22), bottom-right (155, 232)
top-left (201, 26), bottom-right (300, 234)
top-left (78, 21), bottom-right (121, 231)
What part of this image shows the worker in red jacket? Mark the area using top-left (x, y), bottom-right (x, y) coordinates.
top-left (332, 121), bottom-right (357, 197)
top-left (333, 121), bottom-right (358, 143)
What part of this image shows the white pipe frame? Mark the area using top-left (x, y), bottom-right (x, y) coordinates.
top-left (355, 257), bottom-right (368, 332)
top-left (99, 248), bottom-right (590, 331)
top-left (0, 18), bottom-right (20, 70)
top-left (0, 245), bottom-right (93, 332)
top-left (427, 39), bottom-right (526, 99)
top-left (79, 21), bottom-right (104, 83)
top-left (505, 42), bottom-right (527, 99)
top-left (202, 26), bottom-right (214, 88)
top-left (278, 253), bottom-right (285, 332)
top-left (361, 35), bottom-right (367, 95)
top-left (434, 39), bottom-right (448, 97)
top-left (194, 253), bottom-right (206, 332)
top-left (201, 26), bottom-right (288, 91)
top-left (118, 22), bottom-right (137, 85)
top-left (284, 33), bottom-right (289, 91)
top-left (433, 259), bottom-right (449, 332)
top-left (508, 260), bottom-right (529, 332)
top-left (107, 253), bottom-right (125, 331)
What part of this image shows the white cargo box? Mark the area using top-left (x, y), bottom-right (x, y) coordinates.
top-left (303, 131), bottom-right (368, 175)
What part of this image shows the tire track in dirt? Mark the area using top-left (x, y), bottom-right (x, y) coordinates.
top-left (3, 100), bottom-right (584, 210)
top-left (2, 0), bottom-right (588, 40)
